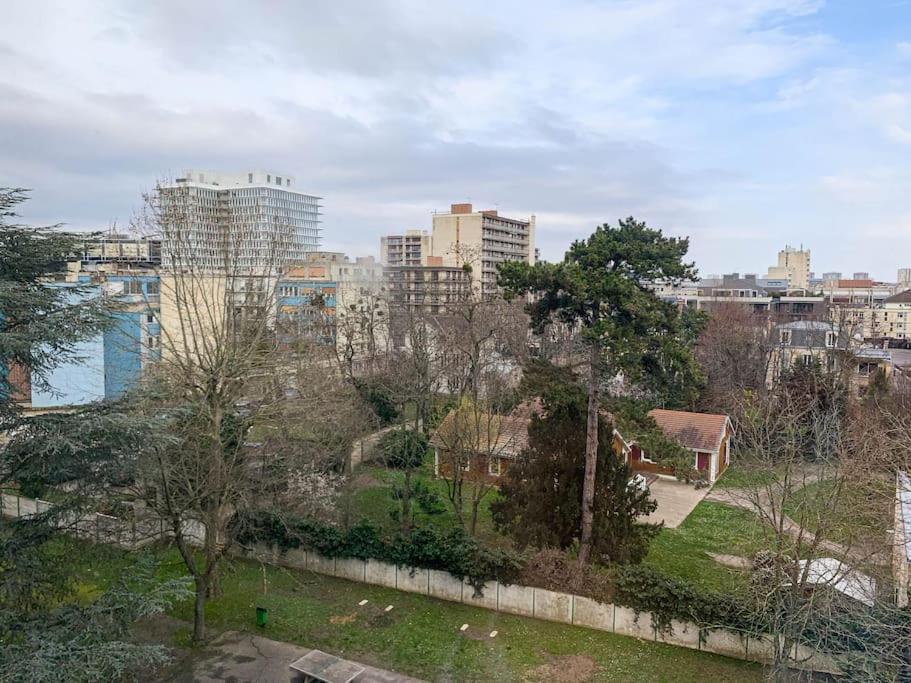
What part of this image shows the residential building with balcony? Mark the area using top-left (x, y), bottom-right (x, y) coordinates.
top-left (380, 230), bottom-right (431, 266)
top-left (430, 203), bottom-right (534, 296)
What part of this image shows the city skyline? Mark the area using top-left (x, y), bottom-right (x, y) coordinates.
top-left (2, 1), bottom-right (910, 279)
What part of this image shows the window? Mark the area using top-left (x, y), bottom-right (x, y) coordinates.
top-left (146, 280), bottom-right (159, 295)
top-left (780, 329), bottom-right (792, 345)
top-left (276, 176), bottom-right (282, 186)
top-left (146, 313), bottom-right (155, 323)
top-left (825, 331), bottom-right (836, 348)
top-left (801, 354), bottom-right (813, 367)
top-left (267, 174), bottom-right (271, 183)
top-left (124, 280), bottom-right (143, 295)
top-left (248, 173), bottom-right (253, 183)
top-left (857, 362), bottom-right (877, 377)
top-left (488, 457), bottom-right (502, 476)
top-left (286, 178), bottom-right (290, 187)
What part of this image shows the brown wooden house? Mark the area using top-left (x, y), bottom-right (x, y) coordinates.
top-left (615, 409), bottom-right (733, 484)
top-left (430, 402), bottom-right (538, 486)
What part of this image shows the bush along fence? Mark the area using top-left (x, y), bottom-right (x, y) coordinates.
top-left (234, 512), bottom-right (839, 674)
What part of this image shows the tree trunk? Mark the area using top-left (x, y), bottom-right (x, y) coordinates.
top-left (193, 575), bottom-right (207, 642)
top-left (578, 340), bottom-right (600, 565)
top-left (469, 495), bottom-right (482, 537)
top-left (400, 469), bottom-right (413, 533)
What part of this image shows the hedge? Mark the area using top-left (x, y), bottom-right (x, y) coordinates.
top-left (233, 511), bottom-right (523, 593)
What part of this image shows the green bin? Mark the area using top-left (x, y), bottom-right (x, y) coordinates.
top-left (256, 606), bottom-right (268, 627)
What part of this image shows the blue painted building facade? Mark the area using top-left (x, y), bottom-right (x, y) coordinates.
top-left (27, 275), bottom-right (161, 408)
top-left (102, 274), bottom-right (161, 398)
top-left (276, 277), bottom-right (337, 345)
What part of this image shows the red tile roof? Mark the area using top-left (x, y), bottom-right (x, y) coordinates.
top-left (648, 409), bottom-right (730, 453)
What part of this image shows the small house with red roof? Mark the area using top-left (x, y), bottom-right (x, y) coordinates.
top-left (617, 408), bottom-right (733, 484)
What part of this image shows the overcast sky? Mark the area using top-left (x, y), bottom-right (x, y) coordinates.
top-left (2, 1), bottom-right (910, 279)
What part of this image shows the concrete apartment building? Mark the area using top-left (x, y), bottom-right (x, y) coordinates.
top-left (16, 243), bottom-right (162, 408)
top-left (766, 245), bottom-right (811, 291)
top-left (158, 170), bottom-right (321, 271)
top-left (430, 203), bottom-right (535, 296)
top-left (385, 257), bottom-right (470, 315)
top-left (656, 274), bottom-right (824, 320)
top-left (898, 268), bottom-right (911, 292)
top-left (380, 230), bottom-right (431, 266)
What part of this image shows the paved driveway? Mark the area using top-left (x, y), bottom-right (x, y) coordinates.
top-left (641, 478), bottom-right (709, 528)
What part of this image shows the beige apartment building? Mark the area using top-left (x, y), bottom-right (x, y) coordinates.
top-left (430, 203), bottom-right (535, 296)
top-left (877, 290), bottom-right (911, 341)
top-left (380, 230), bottom-right (431, 266)
top-left (766, 245), bottom-right (811, 291)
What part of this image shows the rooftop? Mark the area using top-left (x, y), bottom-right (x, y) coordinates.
top-left (648, 409), bottom-right (730, 453)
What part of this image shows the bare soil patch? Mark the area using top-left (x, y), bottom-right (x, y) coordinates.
top-left (524, 654), bottom-right (600, 683)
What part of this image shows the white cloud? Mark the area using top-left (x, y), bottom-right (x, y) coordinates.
top-left (1, 0), bottom-right (910, 277)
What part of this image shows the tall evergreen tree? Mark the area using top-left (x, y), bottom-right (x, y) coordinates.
top-left (498, 217), bottom-right (697, 564)
top-left (491, 360), bottom-right (659, 563)
top-left (0, 189), bottom-right (187, 681)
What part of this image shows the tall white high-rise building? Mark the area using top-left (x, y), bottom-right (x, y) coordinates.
top-left (158, 170), bottom-right (321, 271)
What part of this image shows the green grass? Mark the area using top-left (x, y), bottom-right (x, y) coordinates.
top-left (344, 459), bottom-right (504, 546)
top-left (644, 501), bottom-right (773, 592)
top-left (712, 465), bottom-right (778, 491)
top-left (72, 542), bottom-right (761, 683)
top-left (783, 478), bottom-right (891, 547)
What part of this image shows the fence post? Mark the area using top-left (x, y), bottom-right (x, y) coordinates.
top-left (95, 515), bottom-right (100, 543)
top-left (17, 494), bottom-right (21, 518)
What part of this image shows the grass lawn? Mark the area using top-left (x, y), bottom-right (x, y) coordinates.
top-left (782, 478), bottom-right (891, 547)
top-left (644, 501), bottom-right (773, 592)
top-left (343, 458), bottom-right (504, 546)
top-left (712, 465), bottom-right (778, 491)
top-left (73, 541), bottom-right (761, 683)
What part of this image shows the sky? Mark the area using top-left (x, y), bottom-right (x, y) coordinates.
top-left (1, 0), bottom-right (910, 280)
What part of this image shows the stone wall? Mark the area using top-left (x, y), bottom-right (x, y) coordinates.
top-left (242, 542), bottom-right (838, 675)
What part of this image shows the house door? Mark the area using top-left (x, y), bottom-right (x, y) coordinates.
top-left (696, 452), bottom-right (710, 473)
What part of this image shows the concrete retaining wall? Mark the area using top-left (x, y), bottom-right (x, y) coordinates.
top-left (255, 546), bottom-right (837, 674)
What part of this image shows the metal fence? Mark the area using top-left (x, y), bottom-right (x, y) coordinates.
top-left (0, 489), bottom-right (170, 549)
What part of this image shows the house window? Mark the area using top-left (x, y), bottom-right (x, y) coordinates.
top-left (825, 331), bottom-right (836, 348)
top-left (857, 362), bottom-right (877, 377)
top-left (461, 457), bottom-right (470, 472)
top-left (801, 354), bottom-right (813, 367)
top-left (488, 457), bottom-right (502, 477)
top-left (146, 280), bottom-right (159, 295)
top-left (780, 329), bottom-right (792, 345)
top-left (146, 313), bottom-right (155, 323)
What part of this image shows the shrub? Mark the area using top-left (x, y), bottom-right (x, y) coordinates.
top-left (378, 429), bottom-right (428, 469)
top-left (613, 564), bottom-right (754, 633)
top-left (355, 378), bottom-right (399, 425)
